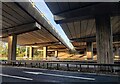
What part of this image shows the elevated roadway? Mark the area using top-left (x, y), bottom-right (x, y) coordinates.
top-left (0, 1), bottom-right (75, 52)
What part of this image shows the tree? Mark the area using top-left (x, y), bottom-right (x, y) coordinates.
top-left (0, 41), bottom-right (8, 57)
top-left (16, 46), bottom-right (26, 57)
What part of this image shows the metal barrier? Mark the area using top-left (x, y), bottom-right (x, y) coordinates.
top-left (0, 60), bottom-right (120, 75)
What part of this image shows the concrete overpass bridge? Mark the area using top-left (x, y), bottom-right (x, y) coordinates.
top-left (0, 1), bottom-right (76, 61)
top-left (0, 1), bottom-right (120, 83)
top-left (46, 2), bottom-right (120, 64)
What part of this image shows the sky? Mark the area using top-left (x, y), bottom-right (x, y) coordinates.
top-left (31, 0), bottom-right (75, 50)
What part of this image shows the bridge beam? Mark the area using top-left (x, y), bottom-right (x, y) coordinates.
top-left (53, 3), bottom-right (119, 24)
top-left (70, 34), bottom-right (120, 42)
top-left (95, 15), bottom-right (114, 64)
top-left (8, 34), bottom-right (17, 61)
top-left (1, 22), bottom-right (40, 38)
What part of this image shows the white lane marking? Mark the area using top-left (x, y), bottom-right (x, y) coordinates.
top-left (23, 71), bottom-right (95, 81)
top-left (0, 73), bottom-right (33, 81)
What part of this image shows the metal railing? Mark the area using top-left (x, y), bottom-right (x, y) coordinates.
top-left (0, 60), bottom-right (120, 75)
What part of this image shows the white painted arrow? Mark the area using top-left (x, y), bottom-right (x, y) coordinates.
top-left (23, 71), bottom-right (95, 81)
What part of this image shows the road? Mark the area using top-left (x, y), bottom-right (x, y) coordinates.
top-left (0, 65), bottom-right (119, 84)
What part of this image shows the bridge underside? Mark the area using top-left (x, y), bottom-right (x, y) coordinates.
top-left (46, 2), bottom-right (120, 64)
top-left (0, 2), bottom-right (67, 61)
top-left (0, 2), bottom-right (120, 63)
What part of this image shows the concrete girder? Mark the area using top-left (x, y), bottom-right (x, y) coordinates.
top-left (53, 3), bottom-right (120, 24)
top-left (70, 34), bottom-right (120, 42)
top-left (1, 22), bottom-right (41, 38)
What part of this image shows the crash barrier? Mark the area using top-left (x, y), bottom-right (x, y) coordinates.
top-left (0, 60), bottom-right (120, 75)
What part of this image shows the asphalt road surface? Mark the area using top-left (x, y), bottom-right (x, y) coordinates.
top-left (0, 65), bottom-right (119, 84)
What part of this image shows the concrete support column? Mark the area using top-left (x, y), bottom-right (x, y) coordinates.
top-left (114, 47), bottom-right (120, 60)
top-left (55, 50), bottom-right (58, 58)
top-left (119, 48), bottom-right (120, 60)
top-left (43, 46), bottom-right (47, 60)
top-left (29, 46), bottom-right (33, 60)
top-left (8, 34), bottom-right (17, 61)
top-left (25, 46), bottom-right (28, 57)
top-left (86, 42), bottom-right (93, 60)
top-left (115, 47), bottom-right (119, 56)
top-left (95, 15), bottom-right (114, 64)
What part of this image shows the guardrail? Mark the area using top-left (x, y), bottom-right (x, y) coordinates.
top-left (0, 60), bottom-right (120, 75)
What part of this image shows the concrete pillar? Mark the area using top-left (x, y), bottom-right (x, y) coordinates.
top-left (119, 48), bottom-right (120, 60)
top-left (114, 47), bottom-right (120, 60)
top-left (29, 46), bottom-right (33, 60)
top-left (43, 46), bottom-right (47, 60)
top-left (8, 34), bottom-right (17, 61)
top-left (55, 50), bottom-right (58, 58)
top-left (86, 42), bottom-right (93, 60)
top-left (115, 47), bottom-right (119, 56)
top-left (95, 15), bottom-right (114, 64)
top-left (25, 46), bottom-right (28, 57)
